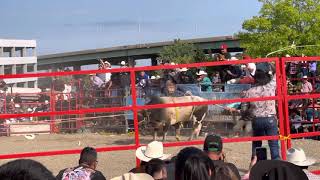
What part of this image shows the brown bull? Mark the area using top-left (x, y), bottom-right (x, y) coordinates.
top-left (139, 96), bottom-right (208, 141)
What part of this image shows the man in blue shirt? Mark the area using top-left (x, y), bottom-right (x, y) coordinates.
top-left (196, 70), bottom-right (212, 92)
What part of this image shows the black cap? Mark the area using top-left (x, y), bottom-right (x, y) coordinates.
top-left (203, 135), bottom-right (223, 152)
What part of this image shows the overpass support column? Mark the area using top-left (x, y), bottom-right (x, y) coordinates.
top-left (128, 57), bottom-right (135, 67)
top-left (151, 57), bottom-right (158, 66)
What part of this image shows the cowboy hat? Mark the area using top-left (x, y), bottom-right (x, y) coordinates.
top-left (120, 61), bottom-right (126, 65)
top-left (24, 134), bottom-right (36, 140)
top-left (104, 60), bottom-right (111, 67)
top-left (303, 75), bottom-right (308, 79)
top-left (110, 173), bottom-right (154, 180)
top-left (196, 70), bottom-right (207, 76)
top-left (180, 67), bottom-right (188, 72)
top-left (286, 148), bottom-right (316, 167)
top-left (230, 57), bottom-right (238, 61)
top-left (136, 141), bottom-right (171, 162)
top-left (150, 76), bottom-right (156, 80)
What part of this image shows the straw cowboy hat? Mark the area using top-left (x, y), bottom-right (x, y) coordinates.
top-left (110, 173), bottom-right (154, 180)
top-left (135, 141), bottom-right (171, 162)
top-left (286, 148), bottom-right (316, 167)
top-left (196, 70), bottom-right (207, 76)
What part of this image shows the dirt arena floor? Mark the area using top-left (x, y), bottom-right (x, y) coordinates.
top-left (1, 133), bottom-right (320, 179)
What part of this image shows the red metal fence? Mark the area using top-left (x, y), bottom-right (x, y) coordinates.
top-left (0, 57), bottom-right (320, 170)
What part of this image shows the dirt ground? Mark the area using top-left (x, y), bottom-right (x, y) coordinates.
top-left (0, 133), bottom-right (320, 179)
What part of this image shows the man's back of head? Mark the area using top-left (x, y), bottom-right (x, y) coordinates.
top-left (203, 134), bottom-right (223, 161)
top-left (0, 159), bottom-right (55, 180)
top-left (79, 147), bottom-right (98, 169)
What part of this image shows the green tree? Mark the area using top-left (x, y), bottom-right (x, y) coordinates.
top-left (238, 0), bottom-right (320, 57)
top-left (159, 39), bottom-right (207, 64)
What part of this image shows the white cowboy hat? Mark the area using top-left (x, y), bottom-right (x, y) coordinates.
top-left (170, 62), bottom-right (176, 65)
top-left (303, 75), bottom-right (308, 79)
top-left (180, 67), bottom-right (188, 72)
top-left (120, 61), bottom-right (126, 65)
top-left (24, 134), bottom-right (36, 140)
top-left (150, 76), bottom-right (156, 80)
top-left (135, 141), bottom-right (171, 162)
top-left (110, 173), bottom-right (154, 180)
top-left (286, 148), bottom-right (316, 167)
top-left (196, 70), bottom-right (207, 76)
top-left (104, 61), bottom-right (111, 67)
top-left (156, 75), bottom-right (161, 79)
top-left (230, 57), bottom-right (238, 61)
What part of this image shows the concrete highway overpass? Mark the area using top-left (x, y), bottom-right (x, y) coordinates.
top-left (38, 36), bottom-right (242, 71)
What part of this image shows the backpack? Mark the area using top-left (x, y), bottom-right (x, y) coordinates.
top-left (62, 166), bottom-right (95, 180)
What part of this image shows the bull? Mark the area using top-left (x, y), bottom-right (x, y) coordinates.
top-left (139, 96), bottom-right (208, 141)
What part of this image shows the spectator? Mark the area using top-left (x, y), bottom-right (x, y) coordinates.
top-left (290, 110), bottom-right (303, 133)
top-left (110, 173), bottom-right (154, 180)
top-left (247, 160), bottom-right (308, 180)
top-left (90, 74), bottom-right (104, 89)
top-left (56, 147), bottom-right (106, 180)
top-left (97, 59), bottom-right (113, 97)
top-left (162, 80), bottom-right (185, 97)
top-left (220, 44), bottom-right (231, 60)
top-left (130, 141), bottom-right (171, 173)
top-left (177, 68), bottom-right (195, 84)
top-left (175, 147), bottom-right (214, 180)
top-left (203, 135), bottom-right (241, 179)
top-left (196, 70), bottom-right (212, 92)
top-left (286, 147), bottom-right (320, 179)
top-left (214, 163), bottom-right (240, 180)
top-left (301, 61), bottom-right (308, 76)
top-left (227, 63), bottom-right (256, 84)
top-left (212, 71), bottom-right (221, 84)
top-left (309, 61), bottom-right (317, 77)
top-left (137, 71), bottom-right (149, 96)
top-left (301, 76), bottom-right (313, 93)
top-left (145, 158), bottom-right (167, 180)
top-left (243, 69), bottom-right (280, 160)
top-left (181, 153), bottom-right (214, 180)
top-left (0, 159), bottom-right (55, 180)
top-left (175, 147), bottom-right (204, 180)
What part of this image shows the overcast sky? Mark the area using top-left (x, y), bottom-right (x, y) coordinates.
top-left (1, 0), bottom-right (261, 55)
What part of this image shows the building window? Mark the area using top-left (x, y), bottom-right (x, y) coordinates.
top-left (4, 65), bottom-right (12, 74)
top-left (28, 81), bottom-right (35, 88)
top-left (17, 82), bottom-right (25, 87)
top-left (27, 64), bottom-right (35, 72)
top-left (16, 65), bottom-right (24, 74)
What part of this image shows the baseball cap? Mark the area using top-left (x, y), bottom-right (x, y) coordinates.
top-left (203, 135), bottom-right (223, 152)
top-left (220, 44), bottom-right (228, 49)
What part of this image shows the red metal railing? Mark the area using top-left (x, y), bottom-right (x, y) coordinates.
top-left (0, 57), bottom-right (319, 170)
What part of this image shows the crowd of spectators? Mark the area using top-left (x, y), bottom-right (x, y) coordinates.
top-left (0, 135), bottom-right (319, 180)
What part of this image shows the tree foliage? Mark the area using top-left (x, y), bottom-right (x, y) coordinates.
top-left (159, 39), bottom-right (207, 64)
top-left (238, 0), bottom-right (320, 57)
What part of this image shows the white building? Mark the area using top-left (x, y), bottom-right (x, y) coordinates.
top-left (0, 39), bottom-right (37, 88)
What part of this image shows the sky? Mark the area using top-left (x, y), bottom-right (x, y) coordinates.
top-left (0, 0), bottom-right (262, 55)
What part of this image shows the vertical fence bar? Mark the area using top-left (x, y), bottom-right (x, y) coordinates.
top-left (281, 58), bottom-right (291, 149)
top-left (130, 70), bottom-right (140, 167)
top-left (276, 57), bottom-right (287, 159)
